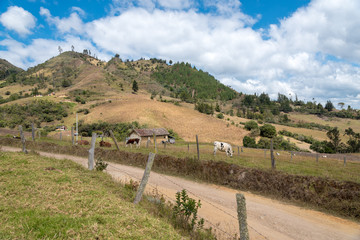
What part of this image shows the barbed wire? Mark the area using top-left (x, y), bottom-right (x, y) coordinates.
top-left (105, 162), bottom-right (236, 239)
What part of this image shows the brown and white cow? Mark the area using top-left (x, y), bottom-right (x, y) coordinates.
top-left (214, 141), bottom-right (233, 157)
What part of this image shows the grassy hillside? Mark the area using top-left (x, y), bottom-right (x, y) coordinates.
top-left (0, 58), bottom-right (23, 80)
top-left (0, 151), bottom-right (189, 239)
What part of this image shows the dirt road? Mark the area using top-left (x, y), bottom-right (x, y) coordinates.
top-left (2, 146), bottom-right (359, 240)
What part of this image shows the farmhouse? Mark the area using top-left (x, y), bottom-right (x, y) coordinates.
top-left (128, 128), bottom-right (169, 146)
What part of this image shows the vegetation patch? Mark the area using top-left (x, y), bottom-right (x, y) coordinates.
top-left (2, 139), bottom-right (359, 221)
top-left (0, 151), bottom-right (215, 239)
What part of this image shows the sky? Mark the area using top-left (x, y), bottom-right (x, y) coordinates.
top-left (1, 0), bottom-right (360, 109)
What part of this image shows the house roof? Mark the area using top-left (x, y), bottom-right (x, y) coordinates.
top-left (132, 128), bottom-right (169, 137)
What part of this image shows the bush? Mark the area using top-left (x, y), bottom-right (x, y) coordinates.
top-left (95, 157), bottom-right (108, 171)
top-left (216, 113), bottom-right (224, 119)
top-left (243, 136), bottom-right (256, 148)
top-left (173, 189), bottom-right (204, 230)
top-left (244, 120), bottom-right (258, 131)
top-left (260, 124), bottom-right (277, 138)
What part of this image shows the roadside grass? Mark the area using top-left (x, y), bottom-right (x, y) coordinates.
top-left (0, 151), bottom-right (213, 240)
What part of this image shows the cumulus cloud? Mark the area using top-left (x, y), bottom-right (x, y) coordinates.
top-left (2, 0), bottom-right (360, 107)
top-left (0, 36), bottom-right (109, 69)
top-left (40, 7), bottom-right (84, 34)
top-left (0, 6), bottom-right (36, 36)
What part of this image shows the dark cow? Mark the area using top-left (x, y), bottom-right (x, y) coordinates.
top-left (100, 141), bottom-right (111, 147)
top-left (126, 138), bottom-right (140, 148)
top-left (77, 140), bottom-right (89, 145)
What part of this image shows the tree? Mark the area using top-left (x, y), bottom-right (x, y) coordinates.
top-left (132, 80), bottom-right (138, 92)
top-left (215, 102), bottom-right (221, 112)
top-left (244, 120), bottom-right (258, 131)
top-left (325, 100), bottom-right (334, 111)
top-left (115, 53), bottom-right (120, 58)
top-left (327, 127), bottom-right (341, 152)
top-left (71, 45), bottom-right (74, 51)
top-left (243, 136), bottom-right (256, 148)
top-left (58, 46), bottom-right (63, 54)
top-left (260, 124), bottom-right (277, 138)
top-left (338, 102), bottom-right (345, 109)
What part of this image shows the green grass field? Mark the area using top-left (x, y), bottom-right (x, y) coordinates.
top-left (7, 134), bottom-right (360, 184)
top-left (0, 151), bottom-right (190, 239)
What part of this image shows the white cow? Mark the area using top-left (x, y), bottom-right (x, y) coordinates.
top-left (214, 141), bottom-right (233, 157)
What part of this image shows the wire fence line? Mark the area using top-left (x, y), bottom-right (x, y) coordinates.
top-left (106, 161), bottom-right (269, 240)
top-left (105, 162), bottom-right (240, 239)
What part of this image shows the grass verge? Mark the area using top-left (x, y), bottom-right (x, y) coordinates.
top-left (0, 150), bottom-right (214, 239)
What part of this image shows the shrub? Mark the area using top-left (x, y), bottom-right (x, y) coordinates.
top-left (244, 120), bottom-right (258, 131)
top-left (243, 136), bottom-right (256, 148)
top-left (173, 189), bottom-right (204, 230)
top-left (260, 124), bottom-right (277, 138)
top-left (95, 157), bottom-right (108, 171)
top-left (216, 113), bottom-right (224, 119)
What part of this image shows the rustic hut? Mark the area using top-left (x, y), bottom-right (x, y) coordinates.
top-left (128, 128), bottom-right (169, 146)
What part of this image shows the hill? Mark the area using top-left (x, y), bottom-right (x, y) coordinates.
top-left (1, 51), bottom-right (360, 153)
top-left (0, 59), bottom-right (23, 81)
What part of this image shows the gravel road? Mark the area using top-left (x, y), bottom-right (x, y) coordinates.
top-left (2, 146), bottom-right (359, 240)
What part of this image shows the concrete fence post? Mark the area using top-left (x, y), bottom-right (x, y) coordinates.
top-left (134, 152), bottom-right (156, 204)
top-left (316, 154), bottom-right (319, 163)
top-left (153, 132), bottom-right (157, 153)
top-left (236, 193), bottom-right (249, 240)
top-left (270, 139), bottom-right (275, 169)
top-left (196, 135), bottom-right (200, 161)
top-left (19, 125), bottom-right (27, 154)
top-left (109, 130), bottom-right (120, 151)
top-left (38, 130), bottom-right (41, 139)
top-left (88, 132), bottom-right (96, 170)
top-left (71, 127), bottom-right (75, 145)
top-left (241, 147), bottom-right (243, 152)
top-left (31, 123), bottom-right (35, 142)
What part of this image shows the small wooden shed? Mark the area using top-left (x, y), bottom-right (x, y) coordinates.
top-left (128, 128), bottom-right (169, 145)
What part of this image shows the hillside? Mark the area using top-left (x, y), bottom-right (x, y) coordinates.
top-left (0, 59), bottom-right (23, 80)
top-left (1, 51), bottom-right (360, 152)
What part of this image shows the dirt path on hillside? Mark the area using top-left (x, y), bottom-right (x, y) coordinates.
top-left (2, 146), bottom-right (359, 240)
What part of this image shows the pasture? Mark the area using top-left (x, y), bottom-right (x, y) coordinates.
top-left (2, 133), bottom-right (360, 184)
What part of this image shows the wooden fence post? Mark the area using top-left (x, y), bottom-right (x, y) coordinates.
top-left (344, 156), bottom-right (347, 166)
top-left (270, 139), bottom-right (275, 169)
top-left (146, 139), bottom-right (149, 148)
top-left (236, 193), bottom-right (249, 240)
top-left (19, 125), bottom-right (27, 154)
top-left (88, 132), bottom-right (96, 170)
top-left (196, 135), bottom-right (200, 161)
top-left (153, 132), bottom-right (157, 153)
top-left (238, 146), bottom-right (240, 156)
top-left (164, 141), bottom-right (166, 149)
top-left (109, 130), bottom-right (120, 151)
top-left (188, 143), bottom-right (189, 153)
top-left (264, 149), bottom-right (266, 158)
top-left (31, 123), bottom-right (35, 142)
top-left (134, 152), bottom-right (156, 204)
top-left (60, 131), bottom-right (62, 141)
top-left (291, 151), bottom-right (293, 162)
top-left (241, 147), bottom-right (243, 152)
top-left (71, 127), bottom-right (75, 145)
top-left (38, 130), bottom-right (41, 139)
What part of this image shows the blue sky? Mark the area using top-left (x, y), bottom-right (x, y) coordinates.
top-left (1, 0), bottom-right (360, 109)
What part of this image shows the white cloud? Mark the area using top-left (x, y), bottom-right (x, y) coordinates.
top-left (40, 7), bottom-right (84, 34)
top-left (0, 6), bottom-right (36, 36)
top-left (2, 0), bottom-right (360, 108)
top-left (0, 36), bottom-right (109, 69)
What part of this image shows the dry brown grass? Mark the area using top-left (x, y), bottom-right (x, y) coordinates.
top-left (83, 93), bottom-right (248, 145)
